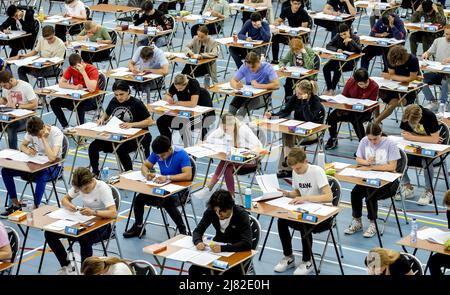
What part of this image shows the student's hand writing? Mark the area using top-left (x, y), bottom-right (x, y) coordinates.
top-left (356, 165), bottom-right (371, 171)
top-left (26, 147), bottom-right (37, 156)
top-left (75, 84), bottom-right (84, 90)
top-left (332, 11), bottom-right (341, 16)
top-left (251, 80), bottom-right (261, 88)
top-left (442, 57), bottom-right (450, 65)
top-left (381, 72), bottom-right (391, 79)
top-left (166, 96), bottom-right (175, 104)
top-left (422, 52), bottom-right (430, 60)
top-left (146, 172), bottom-right (155, 180)
top-left (401, 131), bottom-right (413, 140)
top-left (264, 112), bottom-right (272, 119)
top-left (154, 175), bottom-right (168, 183)
top-left (210, 244), bottom-right (221, 253)
top-left (96, 118), bottom-right (105, 125)
top-left (277, 188), bottom-right (290, 197)
top-left (80, 207), bottom-right (94, 216)
top-left (289, 197), bottom-right (304, 205)
top-left (119, 122), bottom-right (133, 129)
top-left (337, 49), bottom-right (343, 53)
top-left (246, 37), bottom-right (252, 42)
top-left (235, 81), bottom-right (244, 89)
top-left (196, 242), bottom-right (206, 251)
top-left (66, 203), bottom-right (77, 212)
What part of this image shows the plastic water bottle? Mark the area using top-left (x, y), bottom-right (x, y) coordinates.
top-left (244, 188), bottom-right (252, 209)
top-left (24, 200), bottom-right (33, 222)
top-left (102, 167), bottom-right (109, 182)
top-left (141, 92), bottom-right (148, 104)
top-left (39, 7), bottom-right (45, 22)
top-left (204, 74), bottom-right (211, 89)
top-left (260, 54), bottom-right (265, 63)
top-left (226, 137), bottom-right (232, 158)
top-left (410, 218), bottom-right (418, 243)
top-left (420, 16), bottom-right (425, 29)
top-left (37, 77), bottom-right (45, 89)
top-left (438, 103), bottom-right (446, 118)
top-left (317, 150), bottom-right (325, 168)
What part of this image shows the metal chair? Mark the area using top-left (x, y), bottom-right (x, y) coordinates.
top-left (246, 214), bottom-right (261, 275)
top-left (402, 252), bottom-right (424, 275)
top-left (93, 30), bottom-right (118, 70)
top-left (129, 259), bottom-right (157, 275)
top-left (2, 226), bottom-right (20, 275)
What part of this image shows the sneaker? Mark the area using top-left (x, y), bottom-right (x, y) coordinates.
top-left (56, 265), bottom-right (77, 275)
top-left (276, 170), bottom-right (292, 178)
top-left (325, 138), bottom-right (338, 150)
top-left (123, 224), bottom-right (146, 239)
top-left (293, 260), bottom-right (313, 275)
top-left (363, 223), bottom-right (377, 238)
top-left (417, 190), bottom-right (433, 206)
top-left (271, 60), bottom-right (279, 65)
top-left (344, 218), bottom-right (363, 235)
top-left (0, 205), bottom-right (21, 219)
top-left (193, 187), bottom-right (212, 200)
top-left (424, 101), bottom-right (439, 112)
top-left (274, 256), bottom-right (295, 273)
top-left (394, 185), bottom-right (414, 201)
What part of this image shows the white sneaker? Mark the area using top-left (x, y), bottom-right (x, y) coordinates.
top-left (344, 218), bottom-right (362, 235)
top-left (424, 101), bottom-right (439, 112)
top-left (395, 186), bottom-right (414, 201)
top-left (56, 265), bottom-right (77, 275)
top-left (274, 256), bottom-right (295, 273)
top-left (193, 187), bottom-right (212, 200)
top-left (363, 223), bottom-right (378, 238)
top-left (293, 260), bottom-right (313, 275)
top-left (417, 190), bottom-right (433, 206)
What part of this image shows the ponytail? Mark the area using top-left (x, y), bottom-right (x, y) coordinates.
top-left (81, 256), bottom-right (133, 275)
top-left (297, 79), bottom-right (317, 97)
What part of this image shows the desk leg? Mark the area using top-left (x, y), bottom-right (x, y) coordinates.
top-left (180, 195), bottom-right (192, 235)
top-left (160, 206), bottom-right (172, 239)
top-left (170, 61), bottom-right (177, 85)
top-left (424, 158), bottom-right (439, 215)
top-left (390, 196), bottom-right (403, 238)
top-left (15, 226), bottom-right (29, 275)
top-left (179, 262), bottom-right (185, 275)
top-left (202, 158), bottom-right (213, 188)
top-left (258, 216), bottom-right (274, 261)
top-left (223, 54), bottom-right (232, 79)
top-left (37, 240), bottom-right (47, 273)
top-left (301, 224), bottom-right (319, 275)
top-left (311, 24), bottom-right (319, 47)
top-left (219, 94), bottom-right (229, 118)
top-left (124, 192), bottom-right (137, 232)
top-left (112, 143), bottom-right (125, 173)
top-left (230, 13), bottom-right (239, 36)
top-left (440, 154), bottom-right (450, 190)
top-left (69, 135), bottom-right (81, 184)
top-left (423, 251), bottom-right (433, 274)
top-left (48, 166), bottom-right (60, 207)
top-left (329, 226), bottom-right (344, 275)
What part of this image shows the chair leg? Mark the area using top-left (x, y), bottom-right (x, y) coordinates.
top-left (318, 230), bottom-right (332, 273)
top-left (335, 225), bottom-right (344, 258)
top-left (115, 229), bottom-right (124, 258)
top-left (189, 195), bottom-right (198, 226)
top-left (140, 206), bottom-right (152, 238)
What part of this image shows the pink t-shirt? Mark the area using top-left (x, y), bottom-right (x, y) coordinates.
top-left (0, 222), bottom-right (8, 249)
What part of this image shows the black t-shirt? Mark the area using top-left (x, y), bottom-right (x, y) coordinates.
top-left (326, 0), bottom-right (354, 14)
top-left (389, 254), bottom-right (412, 275)
top-left (399, 105), bottom-right (439, 136)
top-left (106, 96), bottom-right (150, 127)
top-left (388, 54), bottom-right (420, 77)
top-left (279, 7), bottom-right (310, 27)
top-left (168, 78), bottom-right (212, 107)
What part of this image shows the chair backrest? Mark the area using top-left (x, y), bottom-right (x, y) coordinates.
top-left (401, 253), bottom-right (423, 275)
top-left (327, 176), bottom-right (342, 207)
top-left (189, 156), bottom-right (197, 181)
top-left (108, 30), bottom-right (118, 45)
top-left (438, 121), bottom-right (450, 145)
top-left (5, 226), bottom-right (19, 264)
top-left (248, 214), bottom-right (261, 250)
top-left (61, 135), bottom-right (69, 161)
top-left (98, 72), bottom-right (107, 91)
top-left (313, 52), bottom-right (321, 72)
top-left (85, 7), bottom-right (91, 20)
top-left (396, 148), bottom-right (408, 175)
top-left (128, 0), bottom-right (144, 7)
top-left (128, 260), bottom-right (157, 275)
top-left (108, 184), bottom-right (121, 212)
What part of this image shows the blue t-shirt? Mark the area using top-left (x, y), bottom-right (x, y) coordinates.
top-left (148, 146), bottom-right (191, 176)
top-left (234, 62), bottom-right (277, 85)
top-left (132, 46), bottom-right (168, 71)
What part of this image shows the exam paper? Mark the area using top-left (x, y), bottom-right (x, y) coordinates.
top-left (338, 167), bottom-right (402, 182)
top-left (44, 220), bottom-right (78, 231)
top-left (4, 109), bottom-right (34, 117)
top-left (254, 174), bottom-right (282, 201)
top-left (120, 170), bottom-right (146, 181)
top-left (91, 116), bottom-right (141, 136)
top-left (161, 183), bottom-right (186, 193)
top-left (184, 145), bottom-right (218, 158)
top-left (388, 135), bottom-right (449, 152)
top-left (0, 149), bottom-right (49, 164)
top-left (280, 120), bottom-right (304, 127)
top-left (331, 162), bottom-right (352, 170)
top-left (320, 94), bottom-right (378, 107)
top-left (7, 55), bottom-right (39, 66)
top-left (44, 85), bottom-right (89, 96)
top-left (47, 208), bottom-right (95, 223)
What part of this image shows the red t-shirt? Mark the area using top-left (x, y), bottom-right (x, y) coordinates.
top-left (342, 77), bottom-right (379, 101)
top-left (63, 63), bottom-right (99, 90)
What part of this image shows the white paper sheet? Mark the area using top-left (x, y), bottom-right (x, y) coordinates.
top-left (254, 174), bottom-right (282, 201)
top-left (299, 122), bottom-right (321, 130)
top-left (0, 30), bottom-right (27, 39)
top-left (280, 120), bottom-right (304, 127)
top-left (388, 135), bottom-right (449, 152)
top-left (92, 116), bottom-right (141, 136)
top-left (275, 25), bottom-right (311, 33)
top-left (44, 85), bottom-right (89, 96)
top-left (265, 197), bottom-right (300, 211)
top-left (371, 77), bottom-right (403, 90)
top-left (189, 252), bottom-right (220, 266)
top-left (47, 208), bottom-right (95, 223)
top-left (257, 118), bottom-right (287, 125)
top-left (75, 122), bottom-right (98, 130)
top-left (70, 41), bottom-right (108, 48)
top-left (417, 227), bottom-right (446, 240)
top-left (44, 220), bottom-right (78, 231)
top-left (184, 145), bottom-right (218, 158)
top-left (331, 162), bottom-right (352, 170)
top-left (167, 248), bottom-right (200, 262)
top-left (121, 170), bottom-right (146, 181)
top-left (338, 167), bottom-right (402, 182)
top-left (321, 94), bottom-right (378, 107)
top-left (4, 109), bottom-right (34, 117)
top-left (240, 85), bottom-right (266, 95)
top-left (0, 149), bottom-right (49, 164)
top-left (285, 66), bottom-right (311, 74)
top-left (161, 183), bottom-right (186, 193)
top-left (7, 55), bottom-right (39, 66)
top-left (172, 236), bottom-right (195, 248)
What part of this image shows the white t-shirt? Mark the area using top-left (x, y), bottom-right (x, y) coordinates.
top-left (24, 126), bottom-right (63, 158)
top-left (68, 180), bottom-right (115, 210)
top-left (104, 262), bottom-right (134, 275)
top-left (2, 80), bottom-right (37, 107)
top-left (35, 36), bottom-right (66, 59)
top-left (219, 212), bottom-right (233, 233)
top-left (292, 164), bottom-right (328, 197)
top-left (65, 1), bottom-right (86, 18)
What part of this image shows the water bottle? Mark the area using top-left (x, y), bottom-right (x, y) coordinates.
top-left (37, 77), bottom-right (45, 89)
top-left (39, 7), bottom-right (45, 22)
top-left (317, 150), bottom-right (325, 168)
top-left (438, 103), bottom-right (446, 118)
top-left (203, 74), bottom-right (211, 89)
top-left (244, 188), bottom-right (252, 209)
top-left (260, 54), bottom-right (265, 63)
top-left (420, 16), bottom-right (425, 29)
top-left (102, 167), bottom-right (109, 182)
top-left (226, 137), bottom-right (232, 159)
top-left (410, 218), bottom-right (418, 243)
top-left (144, 20), bottom-right (149, 34)
top-left (232, 31), bottom-right (238, 44)
top-left (141, 92), bottom-right (148, 104)
top-left (25, 200), bottom-right (33, 223)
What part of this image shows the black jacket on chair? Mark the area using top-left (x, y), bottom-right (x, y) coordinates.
top-left (192, 205), bottom-right (252, 252)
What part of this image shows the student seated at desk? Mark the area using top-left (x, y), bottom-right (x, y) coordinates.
top-left (123, 135), bottom-right (192, 238)
top-left (195, 113), bottom-right (262, 198)
top-left (315, 0), bottom-right (356, 38)
top-left (0, 70), bottom-right (38, 149)
top-left (55, 0), bottom-right (87, 42)
top-left (322, 23), bottom-right (362, 96)
top-left (273, 147), bottom-right (333, 275)
top-left (429, 189), bottom-right (450, 276)
top-left (271, 0), bottom-right (311, 64)
top-left (82, 256), bottom-right (134, 275)
top-left (10, 26), bottom-right (66, 83)
top-left (325, 68), bottom-right (380, 150)
top-left (128, 45), bottom-right (169, 96)
top-left (0, 222), bottom-right (12, 262)
top-left (374, 45), bottom-right (420, 125)
top-left (1, 117), bottom-right (63, 217)
top-left (190, 0), bottom-right (230, 38)
top-left (229, 12), bottom-right (271, 69)
top-left (156, 74), bottom-right (214, 146)
top-left (0, 5), bottom-right (35, 57)
top-left (51, 53), bottom-right (99, 131)
top-left (182, 25), bottom-right (220, 83)
top-left (189, 190), bottom-right (252, 275)
top-left (344, 123), bottom-right (401, 238)
top-left (422, 24), bottom-right (450, 111)
top-left (278, 37), bottom-right (316, 98)
top-left (133, 1), bottom-right (173, 48)
top-left (241, 0), bottom-right (274, 25)
top-left (398, 104), bottom-right (442, 206)
top-left (75, 21), bottom-right (112, 63)
top-left (229, 51), bottom-right (279, 118)
top-left (89, 81), bottom-right (153, 177)
top-left (44, 167), bottom-right (117, 275)
top-left (264, 80), bottom-right (325, 179)
top-left (409, 0), bottom-right (447, 56)
top-left (365, 247), bottom-right (415, 275)
top-left (360, 13), bottom-right (406, 72)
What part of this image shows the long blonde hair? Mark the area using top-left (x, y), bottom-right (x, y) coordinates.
top-left (221, 113), bottom-right (240, 148)
top-left (297, 79), bottom-right (318, 97)
top-left (402, 104), bottom-right (422, 126)
top-left (365, 248), bottom-right (401, 274)
top-left (81, 256), bottom-right (133, 275)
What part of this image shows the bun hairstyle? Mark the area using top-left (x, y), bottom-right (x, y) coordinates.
top-left (81, 256), bottom-right (133, 275)
top-left (402, 104), bottom-right (422, 126)
top-left (365, 122), bottom-right (383, 136)
top-left (296, 79), bottom-right (318, 97)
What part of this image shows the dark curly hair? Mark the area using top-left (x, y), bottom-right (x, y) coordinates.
top-left (207, 189), bottom-right (235, 212)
